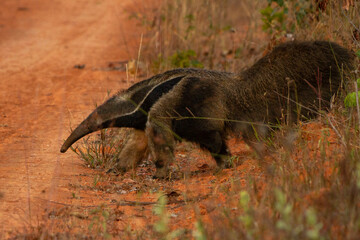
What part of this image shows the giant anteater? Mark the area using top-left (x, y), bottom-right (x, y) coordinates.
top-left (61, 41), bottom-right (355, 178)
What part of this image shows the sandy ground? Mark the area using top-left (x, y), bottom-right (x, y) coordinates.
top-left (0, 0), bottom-right (264, 238)
top-left (0, 0), bottom-right (144, 234)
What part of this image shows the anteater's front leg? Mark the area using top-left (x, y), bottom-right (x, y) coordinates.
top-left (112, 129), bottom-right (149, 173)
top-left (146, 114), bottom-right (175, 179)
top-left (145, 90), bottom-right (179, 179)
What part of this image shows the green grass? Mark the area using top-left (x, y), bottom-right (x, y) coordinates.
top-left (70, 128), bottom-right (131, 170)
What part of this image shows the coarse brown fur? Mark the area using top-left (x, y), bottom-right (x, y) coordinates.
top-left (61, 41), bottom-right (355, 179)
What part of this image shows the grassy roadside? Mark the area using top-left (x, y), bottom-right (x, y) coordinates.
top-left (21, 1), bottom-right (360, 239)
top-left (122, 1), bottom-right (360, 238)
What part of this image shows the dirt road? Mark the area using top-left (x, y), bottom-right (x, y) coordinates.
top-left (0, 0), bottom-right (261, 237)
top-left (0, 0), bottom-right (144, 234)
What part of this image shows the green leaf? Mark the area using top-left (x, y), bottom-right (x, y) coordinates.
top-left (344, 91), bottom-right (360, 107)
top-left (307, 229), bottom-right (320, 239)
top-left (239, 215), bottom-right (253, 227)
top-left (276, 219), bottom-right (288, 230)
top-left (222, 25), bottom-right (233, 31)
top-left (193, 220), bottom-right (207, 240)
top-left (260, 6), bottom-right (273, 17)
top-left (356, 50), bottom-right (360, 59)
top-left (185, 14), bottom-right (194, 21)
top-left (305, 208), bottom-right (318, 226)
top-left (170, 49), bottom-right (203, 68)
top-left (239, 191), bottom-right (250, 208)
top-left (356, 163), bottom-right (360, 188)
top-left (102, 210), bottom-right (109, 219)
top-left (283, 204), bottom-right (292, 215)
top-left (274, 188), bottom-right (286, 207)
top-left (275, 0), bottom-right (284, 7)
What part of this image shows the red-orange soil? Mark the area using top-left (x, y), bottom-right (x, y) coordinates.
top-left (0, 0), bottom-right (155, 236)
top-left (0, 0), bottom-right (336, 238)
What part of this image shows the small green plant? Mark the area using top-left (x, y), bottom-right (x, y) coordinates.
top-left (170, 49), bottom-right (204, 68)
top-left (260, 0), bottom-right (314, 38)
top-left (260, 0), bottom-right (287, 34)
top-left (93, 175), bottom-right (102, 187)
top-left (88, 205), bottom-right (111, 239)
top-left (132, 0), bottom-right (261, 73)
top-left (305, 208), bottom-right (323, 240)
top-left (70, 128), bottom-right (130, 170)
top-left (272, 188), bottom-right (325, 239)
top-left (344, 79), bottom-right (360, 107)
top-left (356, 50), bottom-right (360, 59)
top-left (153, 194), bottom-right (169, 235)
top-left (274, 188), bottom-right (294, 234)
top-left (226, 155), bottom-right (241, 168)
top-left (71, 192), bottom-right (80, 199)
top-left (192, 219), bottom-right (207, 240)
top-left (238, 190), bottom-right (255, 238)
top-left (153, 193), bottom-right (184, 239)
top-left (356, 162), bottom-right (360, 189)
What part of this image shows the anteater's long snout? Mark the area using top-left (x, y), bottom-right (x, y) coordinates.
top-left (60, 98), bottom-right (145, 153)
top-left (60, 75), bottom-right (185, 153)
top-left (60, 125), bottom-right (92, 153)
top-left (60, 112), bottom-right (100, 153)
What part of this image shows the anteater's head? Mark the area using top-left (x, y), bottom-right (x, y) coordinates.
top-left (60, 95), bottom-right (138, 153)
top-left (60, 75), bottom-right (186, 153)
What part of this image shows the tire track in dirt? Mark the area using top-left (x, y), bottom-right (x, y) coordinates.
top-left (0, 0), bottom-right (142, 235)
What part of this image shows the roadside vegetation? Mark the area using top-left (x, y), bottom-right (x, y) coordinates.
top-left (25, 0), bottom-right (360, 239)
